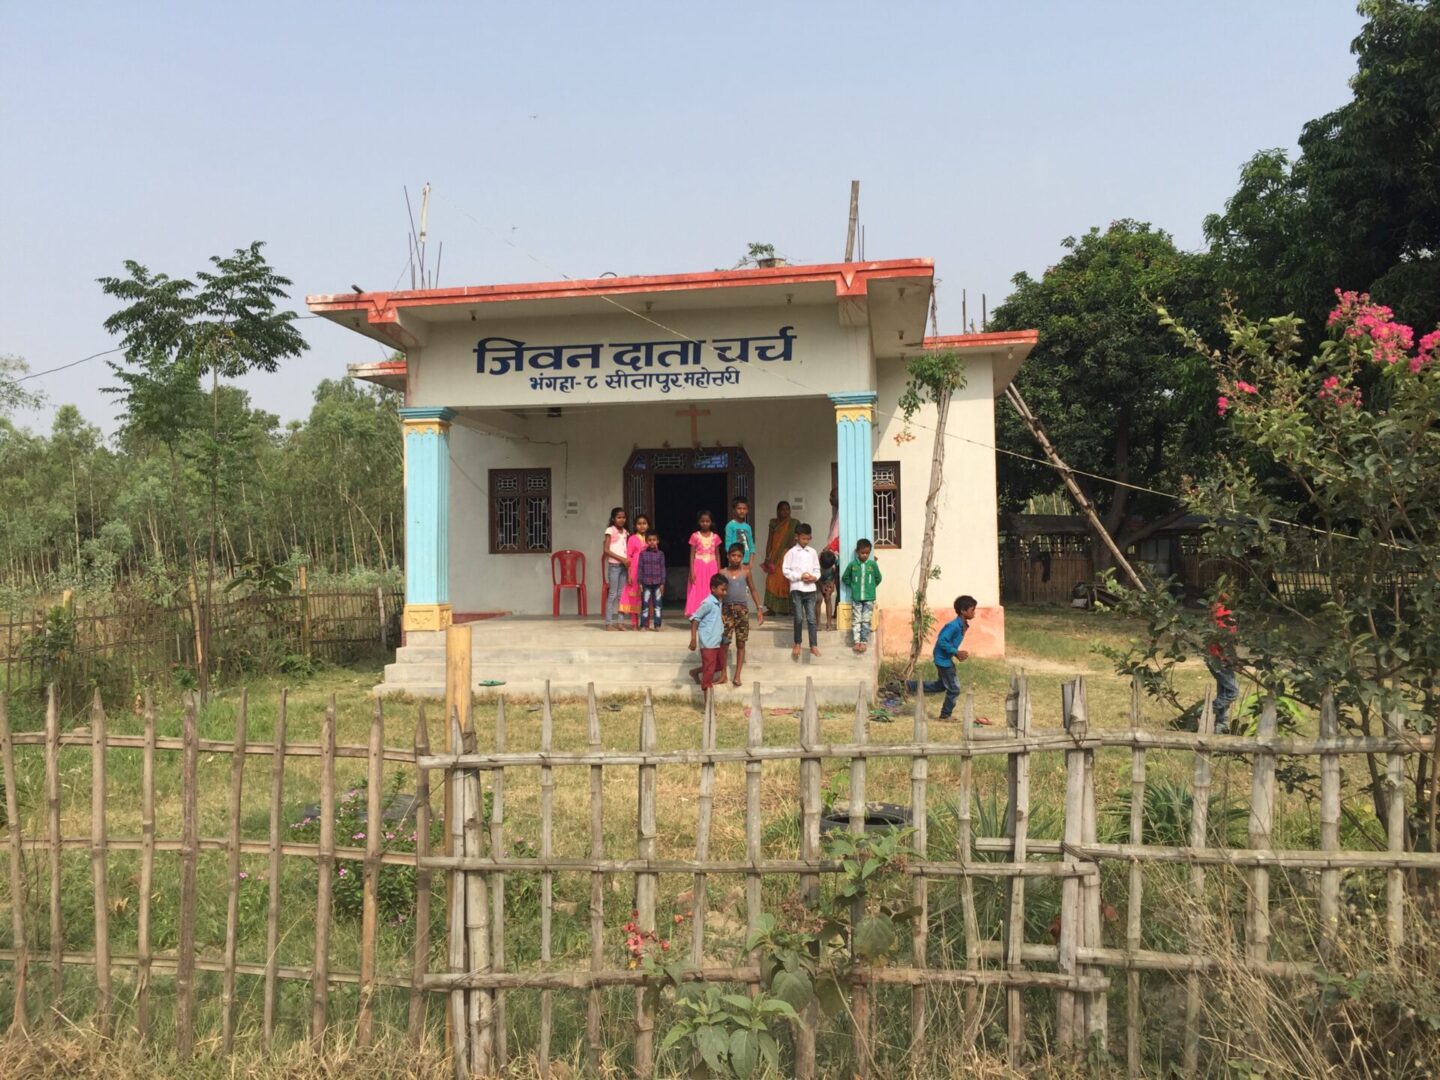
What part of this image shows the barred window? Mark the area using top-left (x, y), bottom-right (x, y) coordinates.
top-left (490, 468), bottom-right (552, 553)
top-left (830, 461), bottom-right (902, 549)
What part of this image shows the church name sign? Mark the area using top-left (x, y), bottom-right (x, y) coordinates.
top-left (473, 326), bottom-right (796, 395)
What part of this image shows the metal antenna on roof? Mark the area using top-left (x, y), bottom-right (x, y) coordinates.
top-left (402, 183), bottom-right (444, 289)
top-left (843, 180), bottom-right (860, 261)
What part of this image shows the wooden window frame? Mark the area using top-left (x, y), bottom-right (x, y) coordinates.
top-left (488, 467), bottom-right (553, 554)
top-left (830, 460), bottom-right (902, 549)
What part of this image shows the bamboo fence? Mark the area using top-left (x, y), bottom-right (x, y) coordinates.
top-left (1, 671), bottom-right (1438, 1077)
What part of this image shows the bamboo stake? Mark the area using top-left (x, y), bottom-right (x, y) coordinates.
top-left (1318, 693), bottom-right (1340, 955)
top-left (1004, 673), bottom-right (1032, 1067)
top-left (176, 694), bottom-right (200, 1057)
top-left (796, 679), bottom-right (821, 1080)
top-left (263, 690), bottom-right (287, 1049)
top-left (1247, 699), bottom-right (1277, 965)
top-left (691, 690), bottom-right (717, 967)
top-left (909, 679), bottom-right (929, 1066)
top-left (45, 686), bottom-right (62, 1010)
top-left (850, 684), bottom-right (872, 1076)
top-left (311, 697), bottom-right (337, 1047)
top-left (447, 709), bottom-right (468, 1080)
top-left (409, 706), bottom-right (433, 1047)
top-left (1077, 682), bottom-right (1105, 1048)
top-left (462, 705), bottom-right (495, 1078)
top-left (586, 683), bottom-right (605, 1076)
top-left (1125, 678), bottom-right (1145, 1077)
top-left (134, 691), bottom-right (155, 1039)
top-left (490, 696), bottom-right (507, 1067)
top-left (957, 691), bottom-right (980, 1041)
top-left (1, 696), bottom-right (29, 1033)
top-left (634, 690), bottom-right (658, 1076)
top-left (538, 683), bottom-right (554, 1076)
top-left (1057, 681), bottom-right (1085, 1051)
top-left (1182, 689), bottom-right (1215, 1076)
top-left (220, 690), bottom-right (248, 1053)
top-left (1383, 708), bottom-right (1405, 962)
top-left (744, 684), bottom-right (764, 977)
top-left (358, 697), bottom-right (384, 1046)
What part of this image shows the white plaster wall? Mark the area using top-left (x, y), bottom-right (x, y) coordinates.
top-left (448, 398), bottom-right (840, 615)
top-left (873, 354), bottom-right (1001, 611)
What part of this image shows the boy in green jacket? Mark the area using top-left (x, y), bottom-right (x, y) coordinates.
top-left (841, 538), bottom-right (882, 653)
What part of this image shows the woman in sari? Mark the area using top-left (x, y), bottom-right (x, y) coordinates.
top-left (619, 512), bottom-right (650, 626)
top-left (762, 500), bottom-right (798, 616)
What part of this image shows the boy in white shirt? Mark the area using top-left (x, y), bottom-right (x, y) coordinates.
top-left (782, 523), bottom-right (821, 660)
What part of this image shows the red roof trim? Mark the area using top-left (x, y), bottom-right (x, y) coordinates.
top-left (306, 259), bottom-right (933, 318)
top-left (923, 330), bottom-right (1039, 350)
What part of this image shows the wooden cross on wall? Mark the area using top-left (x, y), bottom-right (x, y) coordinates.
top-left (675, 404), bottom-right (710, 448)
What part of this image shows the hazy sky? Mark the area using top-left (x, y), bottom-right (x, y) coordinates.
top-left (2, 2), bottom-right (1365, 435)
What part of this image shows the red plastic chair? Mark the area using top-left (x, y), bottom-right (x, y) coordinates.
top-left (552, 550), bottom-right (588, 617)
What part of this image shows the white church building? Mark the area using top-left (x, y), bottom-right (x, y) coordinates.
top-left (309, 259), bottom-right (1035, 701)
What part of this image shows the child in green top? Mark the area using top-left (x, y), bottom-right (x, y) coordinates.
top-left (841, 538), bottom-right (882, 653)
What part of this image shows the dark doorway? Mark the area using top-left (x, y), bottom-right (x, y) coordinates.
top-left (653, 472), bottom-right (728, 599)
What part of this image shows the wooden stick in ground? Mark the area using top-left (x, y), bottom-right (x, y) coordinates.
top-left (1125, 678), bottom-right (1146, 1077)
top-left (1182, 688), bottom-right (1215, 1077)
top-left (311, 697), bottom-right (337, 1048)
top-left (586, 683), bottom-right (605, 1076)
top-left (1057, 680), bottom-right (1085, 1051)
top-left (358, 697), bottom-right (384, 1046)
top-left (796, 679), bottom-right (821, 1080)
top-left (176, 693), bottom-right (200, 1057)
top-left (489, 696), bottom-right (508, 1067)
top-left (957, 691), bottom-right (981, 1041)
top-left (1004, 673), bottom-right (1032, 1068)
top-left (447, 708), bottom-right (468, 1080)
top-left (538, 682), bottom-right (554, 1076)
top-left (744, 684), bottom-right (764, 982)
top-left (221, 689), bottom-right (249, 1053)
top-left (263, 689), bottom-right (287, 1050)
top-left (909, 678), bottom-right (929, 1066)
top-left (849, 684), bottom-right (872, 1075)
top-left (1, 695), bottom-right (29, 1033)
top-left (691, 689), bottom-right (717, 968)
top-left (45, 686), bottom-right (62, 1009)
top-left (634, 690), bottom-right (659, 1076)
top-left (1318, 692), bottom-right (1340, 956)
top-left (1383, 707), bottom-right (1406, 962)
top-left (461, 705), bottom-right (494, 1077)
top-left (409, 705), bottom-right (433, 1047)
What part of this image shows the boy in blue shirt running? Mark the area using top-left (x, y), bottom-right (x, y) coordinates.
top-left (907, 595), bottom-right (977, 720)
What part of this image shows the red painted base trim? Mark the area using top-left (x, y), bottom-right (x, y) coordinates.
top-left (876, 605), bottom-right (1005, 660)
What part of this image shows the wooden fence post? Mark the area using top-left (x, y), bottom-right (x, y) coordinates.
top-left (691, 690), bottom-right (718, 967)
top-left (908, 678), bottom-right (929, 1068)
top-left (44, 686), bottom-right (62, 1009)
top-left (585, 683), bottom-right (605, 1077)
top-left (89, 690), bottom-right (112, 1036)
top-left (1, 696), bottom-right (29, 1033)
top-left (1182, 688), bottom-right (1214, 1076)
top-left (136, 691), bottom-right (156, 1039)
top-left (461, 702), bottom-right (494, 1077)
top-left (1246, 697), bottom-right (1277, 1063)
top-left (1003, 673), bottom-right (1032, 1068)
top-left (1057, 680), bottom-right (1085, 1051)
top-left (298, 565), bottom-right (312, 663)
top-left (1077, 681), bottom-right (1105, 1049)
top-left (263, 690), bottom-right (288, 1050)
top-left (634, 691), bottom-right (659, 1076)
top-left (176, 693), bottom-right (200, 1057)
top-left (377, 585), bottom-right (389, 651)
top-left (538, 683), bottom-right (555, 1076)
top-left (409, 705), bottom-right (434, 1047)
top-left (489, 697), bottom-right (508, 1068)
top-left (1125, 679), bottom-right (1146, 1077)
top-left (1318, 692), bottom-right (1340, 957)
top-left (957, 691), bottom-right (981, 1041)
top-left (744, 684), bottom-right (764, 987)
top-left (447, 708), bottom-right (469, 1080)
top-left (221, 691), bottom-right (248, 1053)
top-left (358, 697), bottom-right (384, 1046)
top-left (1383, 708), bottom-right (1406, 963)
top-left (311, 698), bottom-right (337, 1047)
top-left (851, 684), bottom-right (873, 1075)
top-left (796, 679), bottom-right (821, 1080)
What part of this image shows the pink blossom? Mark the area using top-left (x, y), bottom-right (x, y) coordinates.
top-left (352, 831), bottom-right (365, 841)
top-left (238, 871), bottom-right (249, 881)
top-left (1217, 395), bottom-right (1230, 417)
top-left (1235, 380), bottom-right (1258, 394)
top-left (1323, 375), bottom-right (1340, 390)
top-left (337, 867), bottom-right (349, 877)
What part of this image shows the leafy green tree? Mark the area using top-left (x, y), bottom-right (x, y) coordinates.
top-left (989, 221), bottom-right (1221, 562)
top-left (1205, 0), bottom-right (1440, 338)
top-left (1112, 293), bottom-right (1440, 837)
top-left (0, 354), bottom-right (42, 418)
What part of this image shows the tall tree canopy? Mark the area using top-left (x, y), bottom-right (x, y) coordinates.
top-left (989, 221), bottom-right (1220, 554)
top-left (1205, 0), bottom-right (1440, 338)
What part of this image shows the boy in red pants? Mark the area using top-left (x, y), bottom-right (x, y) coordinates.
top-left (688, 573), bottom-right (729, 693)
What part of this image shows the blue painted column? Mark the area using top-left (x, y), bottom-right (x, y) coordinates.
top-left (400, 406), bottom-right (456, 632)
top-left (830, 392), bottom-right (876, 631)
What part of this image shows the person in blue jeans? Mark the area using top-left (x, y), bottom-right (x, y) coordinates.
top-left (907, 595), bottom-right (977, 720)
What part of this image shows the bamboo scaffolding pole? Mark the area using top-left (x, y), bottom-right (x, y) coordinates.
top-left (1, 696), bottom-right (29, 1033)
top-left (538, 683), bottom-right (554, 1076)
top-left (45, 686), bottom-right (62, 1008)
top-left (585, 683), bottom-right (605, 1077)
top-left (220, 690), bottom-right (248, 1053)
top-left (1383, 707), bottom-right (1406, 961)
top-left (447, 710), bottom-right (468, 1080)
top-left (1183, 689), bottom-right (1215, 1077)
top-left (691, 690), bottom-right (717, 968)
top-left (310, 698), bottom-right (337, 1047)
top-left (744, 684), bottom-right (764, 988)
top-left (908, 679), bottom-right (928, 1067)
top-left (633, 691), bottom-right (658, 1076)
top-left (462, 706), bottom-right (495, 1077)
top-left (957, 691), bottom-right (981, 1042)
top-left (1125, 679), bottom-right (1145, 1077)
top-left (489, 696), bottom-right (507, 1068)
top-left (176, 694), bottom-right (200, 1057)
top-left (263, 690), bottom-right (287, 1049)
top-left (358, 697), bottom-right (384, 1047)
top-left (796, 679), bottom-right (821, 1080)
top-left (136, 692), bottom-right (156, 1039)
top-left (851, 685), bottom-right (872, 1076)
top-left (409, 707), bottom-right (433, 1047)
top-left (1004, 674), bottom-right (1032, 1067)
top-left (1318, 693), bottom-right (1341, 955)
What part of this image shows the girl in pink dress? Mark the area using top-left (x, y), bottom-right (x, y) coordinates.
top-left (619, 512), bottom-right (650, 627)
top-left (686, 510), bottom-right (722, 617)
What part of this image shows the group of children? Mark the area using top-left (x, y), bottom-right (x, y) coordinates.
top-left (600, 497), bottom-right (887, 691)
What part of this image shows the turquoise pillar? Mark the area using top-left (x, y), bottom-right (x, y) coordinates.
top-left (400, 406), bottom-right (455, 632)
top-left (830, 392), bottom-right (876, 629)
